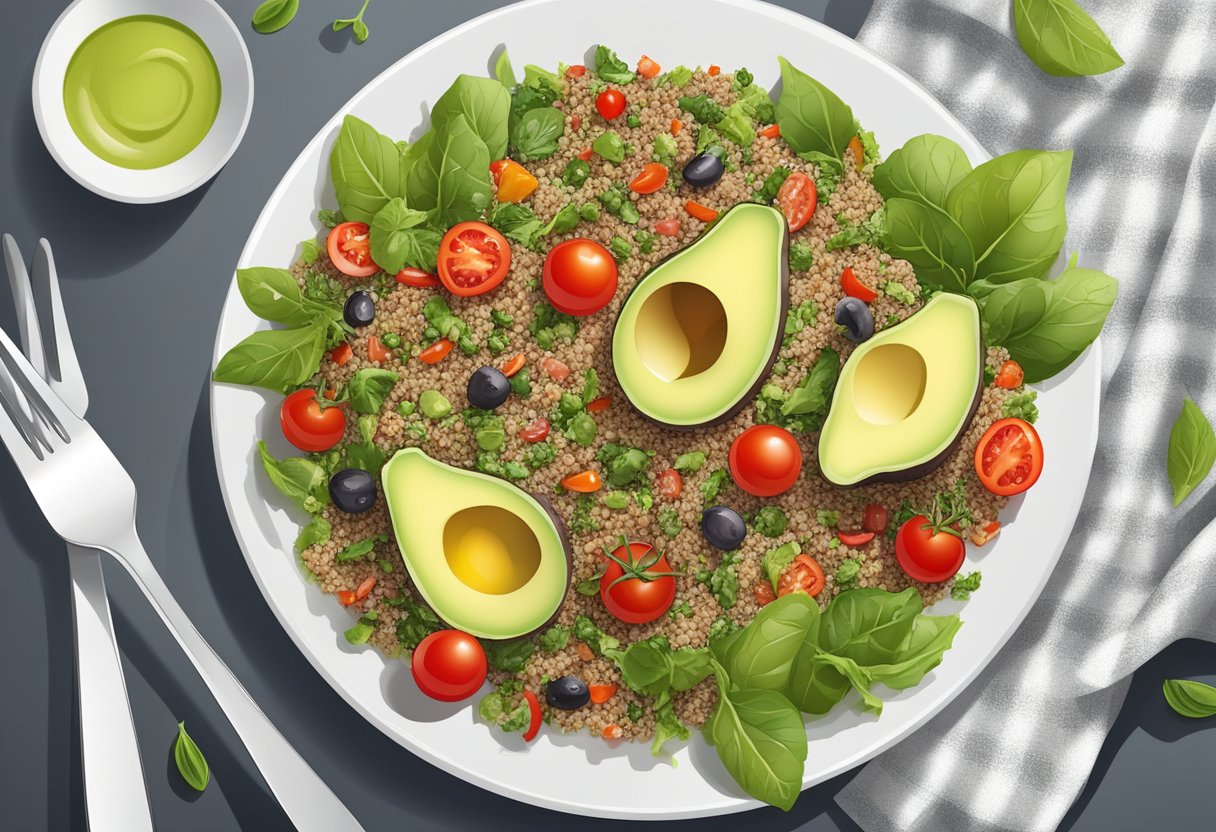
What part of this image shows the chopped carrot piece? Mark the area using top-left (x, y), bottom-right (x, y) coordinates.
top-left (562, 469), bottom-right (602, 493)
top-left (330, 342), bottom-right (353, 366)
top-left (367, 336), bottom-right (392, 363)
top-left (707, 65), bottom-right (721, 76)
top-left (589, 683), bottom-right (618, 704)
top-left (685, 200), bottom-right (717, 222)
top-left (629, 162), bottom-right (669, 194)
top-left (577, 147), bottom-right (593, 161)
top-left (759, 123), bottom-right (781, 139)
top-left (671, 118), bottom-right (683, 136)
top-left (602, 724), bottom-right (623, 740)
top-left (495, 159), bottom-right (539, 203)
top-left (636, 55), bottom-right (661, 79)
top-left (586, 395), bottom-right (611, 413)
top-left (418, 339), bottom-right (453, 364)
top-left (354, 576), bottom-right (377, 601)
top-left (576, 642), bottom-right (595, 661)
top-left (541, 356), bottom-right (570, 381)
top-left (566, 64), bottom-right (586, 78)
top-left (848, 135), bottom-right (865, 171)
top-left (501, 353), bottom-right (527, 378)
top-left (337, 590), bottom-right (357, 606)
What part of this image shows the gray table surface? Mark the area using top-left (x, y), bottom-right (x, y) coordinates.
top-left (1, 1), bottom-right (1214, 830)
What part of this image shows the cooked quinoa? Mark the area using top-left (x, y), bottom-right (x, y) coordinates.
top-left (291, 66), bottom-right (1021, 742)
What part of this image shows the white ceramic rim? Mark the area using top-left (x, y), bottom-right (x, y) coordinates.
top-left (209, 0), bottom-right (1102, 819)
top-left (31, 0), bottom-right (254, 204)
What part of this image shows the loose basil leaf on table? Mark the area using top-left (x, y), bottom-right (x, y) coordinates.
top-left (872, 133), bottom-right (972, 212)
top-left (369, 197), bottom-right (440, 274)
top-left (1163, 678), bottom-right (1216, 718)
top-left (883, 197), bottom-right (975, 294)
top-left (1166, 397), bottom-right (1216, 507)
top-left (1013, 0), bottom-right (1124, 78)
top-left (173, 722), bottom-right (210, 792)
top-left (257, 442), bottom-right (330, 513)
top-left (330, 115), bottom-right (410, 223)
top-left (775, 55), bottom-right (855, 159)
top-left (213, 324), bottom-right (327, 392)
top-left (406, 113), bottom-right (493, 228)
top-left (429, 74), bottom-right (512, 160)
top-left (251, 0), bottom-right (299, 34)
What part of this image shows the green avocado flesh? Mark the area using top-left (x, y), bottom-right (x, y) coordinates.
top-left (381, 448), bottom-right (571, 639)
top-left (612, 203), bottom-right (789, 427)
top-left (818, 293), bottom-right (983, 487)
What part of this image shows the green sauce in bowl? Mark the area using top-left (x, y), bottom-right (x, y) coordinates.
top-left (63, 15), bottom-right (221, 170)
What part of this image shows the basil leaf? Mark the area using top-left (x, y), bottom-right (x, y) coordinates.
top-left (713, 593), bottom-right (819, 691)
top-left (946, 149), bottom-right (1072, 284)
top-left (258, 442), bottom-right (329, 513)
top-left (1013, 0), bottom-right (1124, 78)
top-left (251, 0), bottom-right (298, 34)
top-left (523, 64), bottom-right (563, 94)
top-left (872, 133), bottom-right (972, 212)
top-left (481, 638), bottom-right (535, 673)
top-left (705, 676), bottom-right (806, 812)
top-left (489, 202), bottom-right (543, 246)
top-left (369, 198), bottom-right (438, 274)
top-left (511, 107), bottom-right (565, 161)
top-left (294, 515), bottom-right (331, 552)
top-left (493, 49), bottom-right (517, 88)
top-left (1163, 678), bottom-right (1216, 718)
top-left (781, 346), bottom-right (839, 419)
top-left (1167, 398), bottom-right (1216, 507)
top-left (346, 368), bottom-right (399, 414)
top-left (863, 613), bottom-right (961, 690)
top-left (213, 324), bottom-right (326, 392)
top-left (330, 115), bottom-right (409, 223)
top-left (761, 541), bottom-right (801, 592)
top-left (775, 56), bottom-right (854, 159)
top-left (818, 587), bottom-right (922, 663)
top-left (406, 114), bottom-right (493, 228)
top-left (883, 198), bottom-right (975, 293)
top-left (236, 267), bottom-right (338, 327)
top-left (594, 45), bottom-right (634, 84)
top-left (430, 74), bottom-right (511, 160)
top-left (975, 256), bottom-right (1117, 382)
top-left (173, 722), bottom-right (210, 792)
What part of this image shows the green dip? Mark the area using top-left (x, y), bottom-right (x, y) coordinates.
top-left (63, 15), bottom-right (221, 170)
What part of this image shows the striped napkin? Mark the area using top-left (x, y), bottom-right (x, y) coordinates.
top-left (837, 1), bottom-right (1216, 830)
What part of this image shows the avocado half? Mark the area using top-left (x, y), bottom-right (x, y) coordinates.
top-left (818, 293), bottom-right (984, 487)
top-left (380, 448), bottom-right (571, 639)
top-left (611, 203), bottom-right (789, 428)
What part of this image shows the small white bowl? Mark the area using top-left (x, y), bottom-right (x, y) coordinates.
top-left (32, 0), bottom-right (254, 204)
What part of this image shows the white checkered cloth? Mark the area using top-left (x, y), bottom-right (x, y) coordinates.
top-left (838, 1), bottom-right (1216, 830)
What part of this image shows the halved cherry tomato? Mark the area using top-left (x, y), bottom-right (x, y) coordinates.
top-left (754, 580), bottom-right (777, 607)
top-left (759, 123), bottom-right (781, 139)
top-left (437, 222), bottom-right (511, 297)
top-left (522, 690), bottom-right (542, 742)
top-left (367, 335), bottom-right (392, 363)
top-left (863, 503), bottom-right (889, 533)
top-left (570, 114), bottom-right (582, 131)
top-left (577, 147), bottom-right (594, 161)
top-left (636, 55), bottom-right (660, 78)
top-left (519, 418), bottom-right (550, 443)
top-left (685, 200), bottom-right (717, 222)
top-left (494, 159), bottom-right (539, 203)
top-left (841, 266), bottom-right (879, 303)
top-left (327, 222), bottom-right (379, 278)
top-left (562, 469), bottom-right (602, 493)
top-left (542, 238), bottom-right (618, 316)
top-left (411, 630), bottom-right (487, 703)
top-left (729, 424), bottom-right (802, 497)
top-left (589, 683), bottom-right (618, 704)
top-left (970, 520), bottom-right (1002, 547)
top-left (995, 360), bottom-right (1024, 389)
top-left (778, 554), bottom-right (825, 597)
top-left (395, 267), bottom-right (441, 288)
top-left (671, 118), bottom-right (683, 136)
top-left (707, 65), bottom-right (721, 76)
top-left (329, 342), bottom-right (353, 366)
top-left (280, 389), bottom-right (345, 452)
top-left (541, 357), bottom-right (570, 381)
top-left (419, 339), bottom-right (454, 364)
top-left (630, 162), bottom-right (669, 194)
top-left (655, 468), bottom-right (682, 499)
top-left (602, 724), bottom-right (624, 740)
top-left (501, 353), bottom-right (526, 378)
top-left (566, 64), bottom-right (586, 78)
top-left (586, 395), bottom-right (611, 414)
top-left (654, 218), bottom-right (681, 237)
top-left (837, 530), bottom-right (876, 548)
top-left (975, 418), bottom-right (1043, 496)
top-left (776, 171), bottom-right (817, 232)
top-left (337, 590), bottom-right (357, 606)
top-left (596, 89), bottom-right (627, 120)
top-left (848, 135), bottom-right (865, 171)
top-left (896, 515), bottom-right (964, 583)
top-left (600, 539), bottom-right (677, 623)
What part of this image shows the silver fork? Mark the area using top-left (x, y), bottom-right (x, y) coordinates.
top-left (0, 263), bottom-right (364, 832)
top-left (2, 235), bottom-right (153, 832)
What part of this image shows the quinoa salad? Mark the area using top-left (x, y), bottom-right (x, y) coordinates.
top-left (215, 46), bottom-right (1116, 810)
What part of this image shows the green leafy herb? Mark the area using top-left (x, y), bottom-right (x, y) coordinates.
top-left (406, 114), bottom-right (493, 228)
top-left (1167, 397), bottom-right (1216, 507)
top-left (872, 134), bottom-right (971, 212)
top-left (573, 614), bottom-right (620, 656)
top-left (708, 615), bottom-right (741, 643)
top-left (344, 609), bottom-right (379, 644)
top-left (530, 301), bottom-right (579, 349)
top-left (570, 494), bottom-right (600, 535)
top-left (775, 56), bottom-right (854, 158)
top-left (779, 347), bottom-right (839, 422)
top-left (1013, 0), bottom-right (1123, 77)
top-left (336, 535), bottom-right (382, 563)
top-left (751, 506), bottom-right (788, 538)
top-left (715, 593), bottom-right (820, 691)
top-left (951, 571), bottom-right (982, 601)
top-left (700, 468), bottom-right (730, 505)
top-left (673, 451), bottom-right (707, 473)
top-left (489, 202), bottom-right (542, 247)
top-left (512, 106), bottom-right (565, 161)
top-left (608, 235), bottom-right (633, 261)
top-left (603, 490), bottom-right (629, 510)
top-left (294, 515), bottom-right (331, 552)
top-left (173, 723), bottom-right (210, 792)
top-left (369, 198), bottom-right (440, 274)
top-left (346, 368), bottom-right (399, 414)
top-left (494, 49), bottom-right (517, 88)
top-left (236, 267), bottom-right (340, 328)
top-left (596, 443), bottom-right (652, 488)
top-left (594, 46), bottom-right (635, 84)
top-left (883, 198), bottom-right (974, 293)
top-left (788, 242), bottom-right (813, 272)
top-left (835, 559), bottom-right (860, 585)
top-left (331, 0), bottom-right (373, 43)
top-left (1002, 391), bottom-right (1040, 423)
top-left (510, 367), bottom-right (533, 399)
top-left (539, 625), bottom-right (571, 652)
top-left (330, 115), bottom-right (407, 223)
top-left (652, 133), bottom-right (679, 167)
top-left (593, 131), bottom-right (626, 163)
top-left (655, 65), bottom-right (693, 87)
top-left (561, 158), bottom-right (592, 188)
top-left (1162, 678), bottom-right (1216, 718)
top-left (213, 324), bottom-right (326, 393)
top-left (423, 295), bottom-right (470, 342)
top-left (761, 541), bottom-right (801, 592)
top-left (699, 550), bottom-right (740, 610)
top-left (678, 94), bottom-right (726, 125)
top-left (752, 166), bottom-right (791, 205)
top-left (800, 150), bottom-right (844, 204)
top-left (598, 184), bottom-right (640, 224)
top-left (482, 638), bottom-right (535, 673)
top-left (658, 507), bottom-right (682, 538)
top-left (883, 280), bottom-right (919, 306)
top-left (251, 0), bottom-right (299, 33)
top-left (258, 442), bottom-right (328, 513)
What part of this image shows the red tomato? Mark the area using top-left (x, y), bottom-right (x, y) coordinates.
top-left (895, 515), bottom-right (965, 583)
top-left (599, 540), bottom-right (676, 624)
top-left (654, 218), bottom-right (681, 236)
top-left (329, 342), bottom-right (353, 366)
top-left (596, 88), bottom-right (627, 120)
top-left (759, 123), bottom-right (781, 139)
top-left (655, 468), bottom-right (683, 499)
top-left (541, 356), bottom-right (570, 381)
top-left (418, 339), bottom-right (454, 364)
top-left (586, 395), bottom-right (611, 413)
top-left (776, 172), bottom-right (817, 232)
top-left (995, 360), bottom-right (1024, 389)
top-left (975, 418), bottom-right (1043, 496)
top-left (729, 425), bottom-right (803, 497)
top-left (630, 163), bottom-right (669, 194)
top-left (561, 469), bottom-right (601, 493)
top-left (841, 266), bottom-right (878, 303)
top-left (411, 630), bottom-right (488, 702)
top-left (280, 389), bottom-right (345, 452)
top-left (754, 580), bottom-right (777, 606)
top-left (522, 690), bottom-right (542, 741)
top-left (367, 335), bottom-right (392, 363)
top-left (685, 200), bottom-right (717, 222)
top-left (501, 353), bottom-right (526, 378)
top-left (777, 553), bottom-right (825, 597)
top-left (326, 222), bottom-right (379, 278)
top-left (837, 530), bottom-right (875, 547)
top-left (566, 64), bottom-right (586, 78)
top-left (571, 114), bottom-right (582, 131)
top-left (863, 503), bottom-right (888, 533)
top-left (437, 222), bottom-right (511, 297)
top-left (519, 418), bottom-right (550, 443)
top-left (395, 268), bottom-right (441, 288)
top-left (542, 238), bottom-right (618, 316)
top-left (577, 147), bottom-right (594, 161)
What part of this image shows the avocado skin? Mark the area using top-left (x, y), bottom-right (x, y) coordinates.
top-left (611, 204), bottom-right (791, 430)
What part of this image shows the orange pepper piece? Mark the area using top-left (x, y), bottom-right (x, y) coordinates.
top-left (494, 159), bottom-right (539, 203)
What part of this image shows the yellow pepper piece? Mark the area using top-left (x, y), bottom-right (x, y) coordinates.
top-left (496, 159), bottom-right (539, 203)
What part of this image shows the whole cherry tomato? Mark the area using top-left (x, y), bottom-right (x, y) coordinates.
top-left (895, 515), bottom-right (965, 583)
top-left (280, 389), bottom-right (345, 452)
top-left (596, 88), bottom-right (626, 120)
top-left (411, 630), bottom-right (488, 702)
top-left (729, 425), bottom-right (803, 497)
top-left (599, 539), bottom-right (677, 624)
top-left (542, 238), bottom-right (618, 316)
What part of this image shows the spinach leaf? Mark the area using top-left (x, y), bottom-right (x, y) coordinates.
top-left (346, 368), bottom-right (399, 414)
top-left (1162, 678), bottom-right (1216, 718)
top-left (1013, 0), bottom-right (1123, 78)
top-left (511, 107), bottom-right (565, 161)
top-left (974, 254), bottom-right (1117, 382)
top-left (594, 45), bottom-right (635, 84)
top-left (761, 541), bottom-right (801, 592)
top-left (751, 506), bottom-right (788, 538)
top-left (430, 74), bottom-right (511, 159)
top-left (678, 94), bottom-right (725, 125)
top-left (330, 115), bottom-right (409, 223)
top-left (818, 587), bottom-right (922, 663)
top-left (490, 202), bottom-right (543, 246)
top-left (700, 468), bottom-right (730, 505)
top-left (1167, 397), bottom-right (1216, 507)
top-left (257, 441), bottom-right (329, 513)
top-left (713, 593), bottom-right (819, 691)
top-left (781, 346), bottom-right (839, 419)
top-left (946, 149), bottom-right (1072, 284)
top-left (406, 114), bottom-right (493, 228)
top-left (775, 56), bottom-right (854, 159)
top-left (493, 49), bottom-right (517, 88)
top-left (251, 0), bottom-right (299, 34)
top-left (617, 637), bottom-right (713, 696)
top-left (369, 197), bottom-right (439, 274)
top-left (213, 324), bottom-right (326, 392)
top-left (523, 64), bottom-right (563, 94)
top-left (294, 515), bottom-right (331, 552)
top-left (872, 134), bottom-right (971, 212)
top-left (481, 638), bottom-right (535, 673)
top-left (538, 625), bottom-right (570, 652)
top-left (236, 267), bottom-right (337, 327)
top-left (883, 197), bottom-right (975, 294)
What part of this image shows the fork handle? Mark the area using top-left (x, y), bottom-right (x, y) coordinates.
top-left (108, 530), bottom-right (364, 832)
top-left (69, 545), bottom-right (155, 832)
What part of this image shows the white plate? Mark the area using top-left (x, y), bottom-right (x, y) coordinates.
top-left (210, 0), bottom-right (1100, 819)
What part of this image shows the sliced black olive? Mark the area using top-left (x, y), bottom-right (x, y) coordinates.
top-left (467, 366), bottom-right (511, 410)
top-left (546, 675), bottom-right (590, 710)
top-left (343, 291), bottom-right (375, 328)
top-left (835, 297), bottom-right (875, 343)
top-left (701, 506), bottom-right (746, 550)
top-left (682, 150), bottom-right (725, 189)
top-left (329, 468), bottom-right (377, 514)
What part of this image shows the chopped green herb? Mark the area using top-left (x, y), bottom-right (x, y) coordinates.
top-left (817, 509), bottom-right (839, 528)
top-left (419, 389), bottom-right (452, 419)
top-left (571, 494), bottom-right (600, 534)
top-left (751, 506), bottom-right (788, 538)
top-left (539, 625), bottom-right (571, 652)
top-left (700, 468), bottom-right (730, 505)
top-left (509, 367), bottom-right (533, 398)
top-left (883, 280), bottom-right (918, 305)
top-left (835, 558), bottom-right (860, 586)
top-left (678, 93), bottom-right (725, 124)
top-left (788, 242), bottom-right (814, 272)
top-left (561, 157), bottom-right (591, 188)
top-left (1002, 391), bottom-right (1039, 424)
top-left (604, 490), bottom-right (630, 509)
top-left (658, 507), bottom-right (682, 538)
top-left (951, 571), bottom-right (982, 600)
